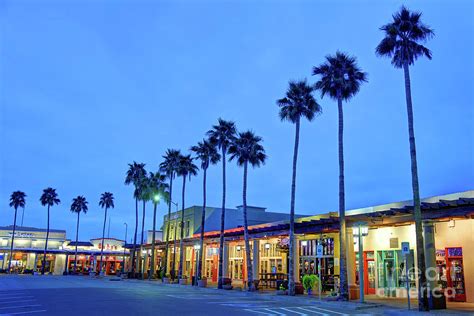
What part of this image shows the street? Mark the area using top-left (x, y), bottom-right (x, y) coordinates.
top-left (0, 275), bottom-right (470, 316)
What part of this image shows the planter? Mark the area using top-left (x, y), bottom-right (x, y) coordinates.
top-left (276, 290), bottom-right (288, 295)
top-left (307, 288), bottom-right (313, 296)
top-left (162, 277), bottom-right (170, 284)
top-left (198, 279), bottom-right (207, 288)
top-left (179, 278), bottom-right (188, 285)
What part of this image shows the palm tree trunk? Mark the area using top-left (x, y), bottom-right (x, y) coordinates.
top-left (178, 175), bottom-right (186, 279)
top-left (140, 200), bottom-right (146, 278)
top-left (74, 212), bottom-right (80, 273)
top-left (172, 216), bottom-right (178, 279)
top-left (20, 207), bottom-right (25, 227)
top-left (218, 146), bottom-right (227, 289)
top-left (8, 207), bottom-right (18, 273)
top-left (100, 207), bottom-right (108, 274)
top-left (150, 202), bottom-right (158, 280)
top-left (197, 167), bottom-right (207, 282)
top-left (42, 205), bottom-right (50, 275)
top-left (243, 162), bottom-right (254, 291)
top-left (403, 62), bottom-right (429, 311)
top-left (337, 95), bottom-right (349, 300)
top-left (163, 176), bottom-right (173, 280)
top-left (288, 118), bottom-right (300, 296)
top-left (131, 197), bottom-right (139, 275)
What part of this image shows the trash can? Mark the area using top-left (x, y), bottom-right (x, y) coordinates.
top-left (430, 289), bottom-right (446, 310)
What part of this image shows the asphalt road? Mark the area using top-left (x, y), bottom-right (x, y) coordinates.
top-left (0, 275), bottom-right (467, 316)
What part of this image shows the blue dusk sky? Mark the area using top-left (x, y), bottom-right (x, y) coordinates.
top-left (1, 0), bottom-right (473, 241)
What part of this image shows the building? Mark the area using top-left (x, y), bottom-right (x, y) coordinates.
top-left (0, 226), bottom-right (128, 276)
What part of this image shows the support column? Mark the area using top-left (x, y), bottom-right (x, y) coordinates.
top-left (346, 228), bottom-right (356, 300)
top-left (293, 235), bottom-right (299, 283)
top-left (252, 240), bottom-right (259, 282)
top-left (423, 220), bottom-right (438, 307)
top-left (222, 243), bottom-right (229, 278)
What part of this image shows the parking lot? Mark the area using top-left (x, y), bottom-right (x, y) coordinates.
top-left (0, 275), bottom-right (468, 315)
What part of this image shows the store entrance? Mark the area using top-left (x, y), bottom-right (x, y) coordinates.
top-left (363, 251), bottom-right (376, 294)
top-left (445, 247), bottom-right (466, 302)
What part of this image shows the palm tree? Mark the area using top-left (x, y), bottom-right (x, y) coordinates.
top-left (277, 80), bottom-right (321, 296)
top-left (138, 173), bottom-right (151, 278)
top-left (313, 52), bottom-right (367, 300)
top-left (8, 191), bottom-right (26, 273)
top-left (70, 196), bottom-right (88, 273)
top-left (39, 188), bottom-right (60, 275)
top-left (376, 6), bottom-right (433, 311)
top-left (176, 154), bottom-right (198, 280)
top-left (191, 139), bottom-right (220, 282)
top-left (99, 192), bottom-right (115, 274)
top-left (229, 131), bottom-right (266, 291)
top-left (148, 172), bottom-right (169, 280)
top-left (207, 118), bottom-right (237, 289)
top-left (125, 161), bottom-right (146, 276)
top-left (160, 149), bottom-right (181, 279)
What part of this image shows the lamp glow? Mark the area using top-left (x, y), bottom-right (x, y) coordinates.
top-left (301, 240), bottom-right (308, 247)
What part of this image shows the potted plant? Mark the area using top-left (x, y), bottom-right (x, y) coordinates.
top-left (197, 277), bottom-right (207, 288)
top-left (276, 283), bottom-right (288, 295)
top-left (179, 276), bottom-right (188, 285)
top-left (302, 274), bottom-right (319, 296)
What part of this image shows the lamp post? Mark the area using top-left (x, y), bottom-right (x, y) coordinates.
top-left (353, 223), bottom-right (369, 303)
top-left (123, 222), bottom-right (128, 274)
top-left (170, 201), bottom-right (178, 279)
top-left (194, 244), bottom-right (200, 286)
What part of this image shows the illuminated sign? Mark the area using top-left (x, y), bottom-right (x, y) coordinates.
top-left (7, 232), bottom-right (34, 238)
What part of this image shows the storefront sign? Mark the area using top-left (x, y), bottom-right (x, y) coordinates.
top-left (7, 232), bottom-right (34, 238)
top-left (401, 242), bottom-right (410, 255)
top-left (316, 244), bottom-right (323, 258)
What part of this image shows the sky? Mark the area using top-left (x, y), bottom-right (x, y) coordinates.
top-left (1, 0), bottom-right (473, 242)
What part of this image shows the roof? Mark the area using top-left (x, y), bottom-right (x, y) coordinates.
top-left (0, 225), bottom-right (66, 234)
top-left (67, 241), bottom-right (93, 247)
top-left (90, 237), bottom-right (124, 242)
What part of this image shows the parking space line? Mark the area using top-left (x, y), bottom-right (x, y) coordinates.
top-left (244, 309), bottom-right (277, 316)
top-left (305, 306), bottom-right (348, 316)
top-left (0, 297), bottom-right (34, 300)
top-left (296, 307), bottom-right (328, 315)
top-left (264, 308), bottom-right (286, 315)
top-left (1, 310), bottom-right (47, 315)
top-left (280, 307), bottom-right (308, 315)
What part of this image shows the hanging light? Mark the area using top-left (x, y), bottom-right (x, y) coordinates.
top-left (265, 243), bottom-right (271, 250)
top-left (301, 240), bottom-right (308, 247)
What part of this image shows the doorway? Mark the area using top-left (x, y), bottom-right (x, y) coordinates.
top-left (363, 251), bottom-right (375, 294)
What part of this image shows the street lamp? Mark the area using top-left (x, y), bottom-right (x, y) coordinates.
top-left (353, 222), bottom-right (369, 303)
top-left (194, 244), bottom-right (201, 286)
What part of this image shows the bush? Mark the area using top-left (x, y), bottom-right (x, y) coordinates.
top-left (302, 274), bottom-right (319, 291)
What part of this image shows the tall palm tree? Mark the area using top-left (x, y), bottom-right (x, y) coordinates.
top-left (125, 161), bottom-right (146, 276)
top-left (8, 191), bottom-right (26, 273)
top-left (277, 80), bottom-right (321, 296)
top-left (148, 172), bottom-right (169, 280)
top-left (176, 154), bottom-right (198, 280)
top-left (229, 131), bottom-right (266, 291)
top-left (70, 196), bottom-right (88, 273)
top-left (160, 149), bottom-right (181, 279)
top-left (313, 52), bottom-right (367, 300)
top-left (207, 118), bottom-right (237, 289)
top-left (191, 139), bottom-right (220, 282)
top-left (138, 173), bottom-right (151, 278)
top-left (39, 188), bottom-right (60, 275)
top-left (99, 192), bottom-right (115, 274)
top-left (376, 6), bottom-right (433, 311)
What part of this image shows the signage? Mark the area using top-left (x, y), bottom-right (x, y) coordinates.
top-left (316, 244), bottom-right (323, 258)
top-left (7, 232), bottom-right (33, 238)
top-left (401, 242), bottom-right (410, 255)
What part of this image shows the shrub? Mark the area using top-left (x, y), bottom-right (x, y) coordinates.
top-left (302, 274), bottom-right (319, 291)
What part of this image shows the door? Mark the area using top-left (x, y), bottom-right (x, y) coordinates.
top-left (211, 255), bottom-right (218, 282)
top-left (364, 251), bottom-right (376, 294)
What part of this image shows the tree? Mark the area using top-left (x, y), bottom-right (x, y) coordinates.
top-left (313, 51), bottom-right (367, 300)
top-left (138, 173), bottom-right (152, 278)
top-left (375, 6), bottom-right (434, 311)
top-left (191, 139), bottom-right (220, 282)
top-left (228, 131), bottom-right (266, 291)
top-left (99, 192), bottom-right (115, 274)
top-left (176, 154), bottom-right (198, 280)
top-left (125, 161), bottom-right (146, 276)
top-left (277, 80), bottom-right (321, 295)
top-left (70, 196), bottom-right (88, 273)
top-left (8, 191), bottom-right (26, 273)
top-left (148, 172), bottom-right (169, 280)
top-left (160, 149), bottom-right (181, 279)
top-left (39, 188), bottom-right (60, 275)
top-left (207, 118), bottom-right (237, 289)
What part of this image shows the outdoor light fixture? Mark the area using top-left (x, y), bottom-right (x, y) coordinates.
top-left (142, 250), bottom-right (147, 255)
top-left (154, 194), bottom-right (160, 202)
top-left (194, 244), bottom-right (201, 250)
top-left (353, 226), bottom-right (369, 237)
top-left (236, 245), bottom-right (241, 251)
top-left (265, 243), bottom-right (271, 250)
top-left (301, 240), bottom-right (308, 247)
